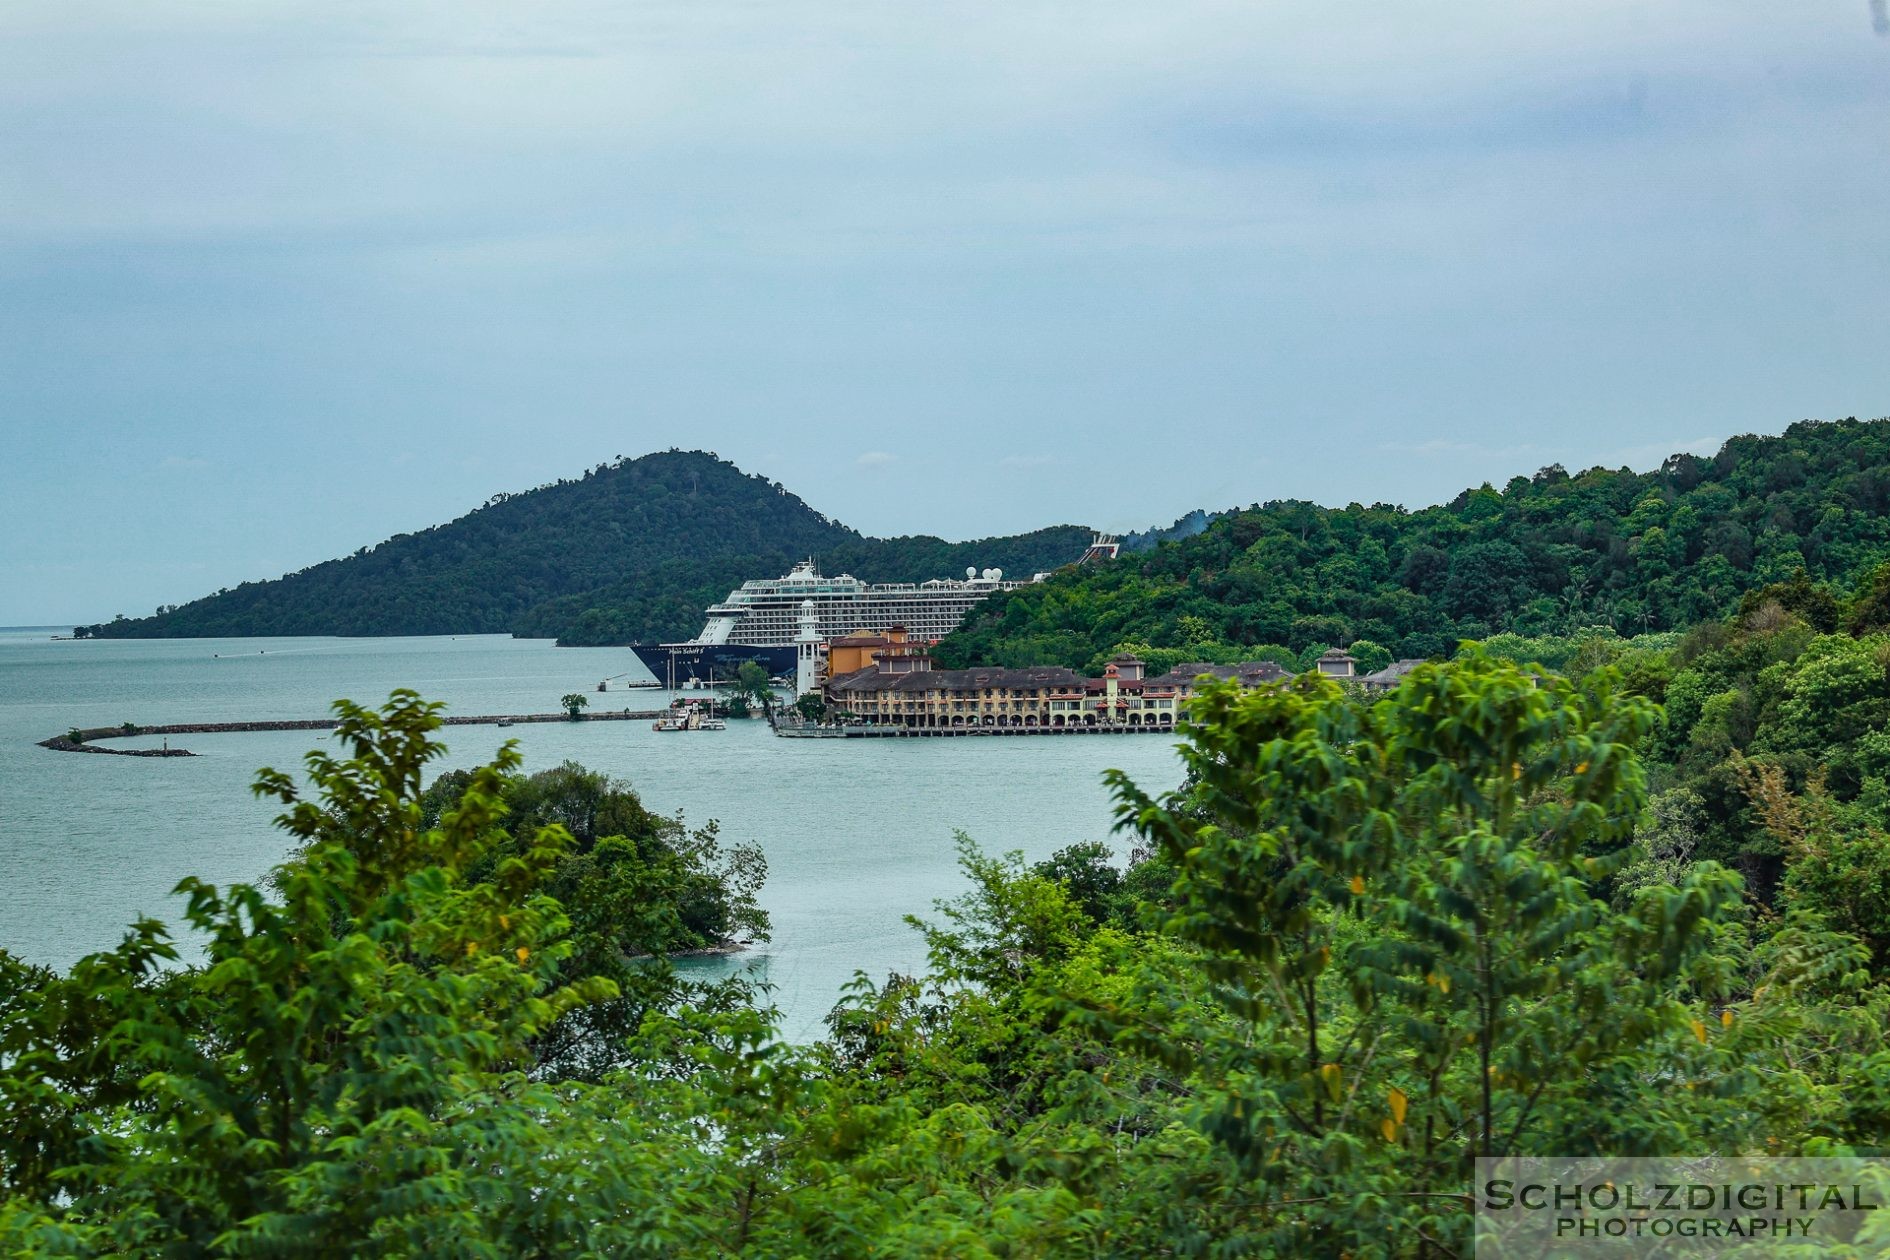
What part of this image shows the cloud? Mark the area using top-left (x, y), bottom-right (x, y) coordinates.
top-left (158, 455), bottom-right (208, 470)
top-left (855, 451), bottom-right (898, 470)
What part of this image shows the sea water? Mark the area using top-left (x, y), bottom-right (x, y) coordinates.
top-left (0, 628), bottom-right (1183, 1041)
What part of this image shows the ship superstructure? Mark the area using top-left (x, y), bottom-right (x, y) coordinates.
top-left (631, 559), bottom-right (1032, 684)
top-left (698, 560), bottom-right (1026, 646)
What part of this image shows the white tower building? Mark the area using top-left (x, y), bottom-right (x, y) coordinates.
top-left (794, 599), bottom-right (823, 698)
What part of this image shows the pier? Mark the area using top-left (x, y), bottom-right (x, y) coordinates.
top-left (39, 709), bottom-right (668, 758)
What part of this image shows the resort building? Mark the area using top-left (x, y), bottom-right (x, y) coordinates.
top-left (824, 651), bottom-right (1299, 731)
top-left (1358, 658), bottom-right (1430, 692)
top-left (1313, 648), bottom-right (1357, 678)
top-left (822, 625), bottom-right (931, 679)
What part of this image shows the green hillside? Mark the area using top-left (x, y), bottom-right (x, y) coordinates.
top-left (936, 416), bottom-right (1890, 672)
top-left (74, 452), bottom-right (1093, 645)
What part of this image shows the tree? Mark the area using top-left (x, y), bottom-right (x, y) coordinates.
top-left (1030, 842), bottom-right (1123, 925)
top-left (417, 760), bottom-right (770, 1081)
top-left (1737, 757), bottom-right (1890, 973)
top-left (561, 692), bottom-right (589, 719)
top-left (1345, 637), bottom-right (1393, 674)
top-left (940, 417), bottom-right (1890, 672)
top-left (1103, 651), bottom-right (1743, 1252)
top-left (0, 693), bottom-right (622, 1253)
top-left (1847, 560), bottom-right (1890, 634)
top-left (727, 660), bottom-right (776, 718)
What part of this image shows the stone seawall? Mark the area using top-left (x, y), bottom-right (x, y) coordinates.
top-left (39, 710), bottom-right (668, 758)
top-left (40, 738), bottom-right (198, 757)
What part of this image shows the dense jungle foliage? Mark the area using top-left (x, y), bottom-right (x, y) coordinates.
top-left (937, 416), bottom-right (1890, 673)
top-left (7, 603), bottom-right (1889, 1255)
top-left (1507, 563), bottom-right (1890, 968)
top-left (73, 451), bottom-right (1090, 646)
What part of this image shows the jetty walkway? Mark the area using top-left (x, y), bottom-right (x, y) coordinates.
top-left (39, 709), bottom-right (667, 758)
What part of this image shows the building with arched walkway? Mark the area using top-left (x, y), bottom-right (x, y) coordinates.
top-left (823, 651), bottom-right (1302, 731)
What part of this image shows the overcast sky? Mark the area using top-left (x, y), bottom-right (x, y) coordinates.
top-left (4, 2), bottom-right (1887, 624)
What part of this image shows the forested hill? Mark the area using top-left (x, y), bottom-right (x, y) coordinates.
top-left (74, 451), bottom-right (1093, 645)
top-left (935, 416), bottom-right (1890, 672)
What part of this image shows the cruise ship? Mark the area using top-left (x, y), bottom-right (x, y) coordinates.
top-left (631, 537), bottom-right (1118, 684)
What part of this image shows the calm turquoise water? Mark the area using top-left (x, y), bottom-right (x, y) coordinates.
top-left (0, 628), bottom-right (1181, 1040)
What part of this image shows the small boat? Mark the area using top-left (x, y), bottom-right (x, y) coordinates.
top-left (653, 702), bottom-right (722, 732)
